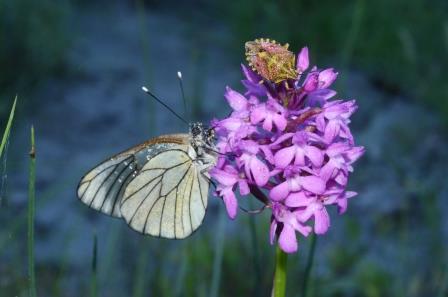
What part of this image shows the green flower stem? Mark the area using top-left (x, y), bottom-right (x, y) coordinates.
top-left (272, 245), bottom-right (288, 297)
top-left (28, 125), bottom-right (37, 297)
top-left (302, 233), bottom-right (317, 297)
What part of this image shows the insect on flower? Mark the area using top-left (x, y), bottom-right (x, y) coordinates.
top-left (213, 40), bottom-right (364, 253)
top-left (245, 38), bottom-right (298, 83)
top-left (77, 83), bottom-right (218, 239)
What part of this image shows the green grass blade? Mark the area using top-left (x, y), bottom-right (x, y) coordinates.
top-left (272, 245), bottom-right (288, 297)
top-left (91, 232), bottom-right (98, 297)
top-left (209, 210), bottom-right (226, 297)
top-left (135, 0), bottom-right (156, 133)
top-left (132, 240), bottom-right (150, 297)
top-left (340, 0), bottom-right (365, 67)
top-left (0, 96), bottom-right (17, 159)
top-left (174, 243), bottom-right (189, 297)
top-left (301, 233), bottom-right (317, 297)
top-left (248, 201), bottom-right (262, 296)
top-left (28, 125), bottom-right (37, 297)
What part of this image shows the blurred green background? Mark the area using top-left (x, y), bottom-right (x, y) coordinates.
top-left (1, 0), bottom-right (447, 296)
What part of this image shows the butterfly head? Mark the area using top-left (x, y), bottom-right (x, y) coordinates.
top-left (189, 122), bottom-right (216, 153)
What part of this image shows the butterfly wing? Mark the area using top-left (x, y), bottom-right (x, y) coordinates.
top-left (120, 146), bottom-right (209, 239)
top-left (77, 134), bottom-right (189, 218)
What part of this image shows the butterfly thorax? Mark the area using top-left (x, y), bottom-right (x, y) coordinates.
top-left (189, 122), bottom-right (217, 166)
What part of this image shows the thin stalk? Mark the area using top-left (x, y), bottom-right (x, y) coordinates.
top-left (437, 258), bottom-right (448, 297)
top-left (0, 95), bottom-right (17, 158)
top-left (301, 233), bottom-right (317, 297)
top-left (272, 245), bottom-right (288, 297)
top-left (52, 231), bottom-right (74, 297)
top-left (132, 240), bottom-right (150, 297)
top-left (209, 210), bottom-right (226, 297)
top-left (340, 0), bottom-right (365, 67)
top-left (174, 242), bottom-right (189, 297)
top-left (135, 0), bottom-right (155, 132)
top-left (248, 200), bottom-right (262, 297)
top-left (90, 232), bottom-right (98, 297)
top-left (28, 125), bottom-right (37, 297)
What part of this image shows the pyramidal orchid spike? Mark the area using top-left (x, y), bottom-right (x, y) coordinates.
top-left (210, 40), bottom-right (364, 254)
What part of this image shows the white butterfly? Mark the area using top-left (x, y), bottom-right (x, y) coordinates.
top-left (77, 122), bottom-right (217, 239)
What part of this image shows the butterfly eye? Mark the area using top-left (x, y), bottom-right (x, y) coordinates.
top-left (190, 123), bottom-right (202, 137)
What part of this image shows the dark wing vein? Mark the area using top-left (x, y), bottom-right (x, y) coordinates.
top-left (102, 161), bottom-right (136, 213)
top-left (142, 161), bottom-right (192, 236)
top-left (143, 175), bottom-right (165, 234)
top-left (138, 159), bottom-right (190, 174)
top-left (121, 169), bottom-right (165, 204)
top-left (92, 160), bottom-right (129, 209)
top-left (109, 168), bottom-right (136, 215)
top-left (129, 177), bottom-right (162, 225)
top-left (188, 168), bottom-right (195, 234)
top-left (196, 170), bottom-right (206, 210)
top-left (79, 155), bottom-right (133, 206)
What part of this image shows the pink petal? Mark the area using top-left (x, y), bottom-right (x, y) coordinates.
top-left (284, 192), bottom-right (309, 207)
top-left (337, 197), bottom-right (348, 214)
top-left (318, 68), bottom-right (338, 89)
top-left (269, 181), bottom-right (289, 201)
top-left (250, 157), bottom-right (269, 186)
top-left (335, 171), bottom-right (348, 186)
top-left (320, 162), bottom-right (336, 181)
top-left (326, 142), bottom-right (348, 157)
top-left (324, 120), bottom-right (340, 143)
top-left (300, 176), bottom-right (326, 194)
top-left (260, 145), bottom-right (275, 164)
top-left (238, 180), bottom-right (250, 195)
top-left (243, 161), bottom-right (252, 184)
top-left (279, 224), bottom-right (298, 253)
top-left (220, 118), bottom-right (243, 131)
top-left (295, 221), bottom-right (312, 237)
top-left (303, 73), bottom-right (319, 92)
top-left (274, 146), bottom-right (296, 168)
top-left (241, 140), bottom-right (260, 155)
top-left (262, 116), bottom-right (273, 131)
top-left (316, 114), bottom-right (326, 132)
top-left (305, 146), bottom-right (324, 167)
top-left (293, 148), bottom-right (305, 166)
top-left (210, 169), bottom-right (237, 186)
top-left (223, 190), bottom-right (238, 219)
top-left (314, 207), bottom-right (330, 234)
top-left (345, 191), bottom-right (358, 199)
top-left (225, 87), bottom-right (248, 111)
top-left (273, 114), bottom-right (287, 131)
top-left (307, 89), bottom-right (337, 106)
top-left (270, 133), bottom-right (294, 147)
top-left (250, 105), bottom-right (266, 124)
top-left (297, 47), bottom-right (309, 73)
top-left (270, 220), bottom-right (277, 244)
top-left (347, 146), bottom-right (365, 163)
top-left (297, 204), bottom-right (315, 222)
top-left (337, 191), bottom-right (357, 214)
top-left (241, 64), bottom-right (261, 84)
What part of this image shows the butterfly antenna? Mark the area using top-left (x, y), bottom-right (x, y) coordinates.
top-left (177, 71), bottom-right (189, 121)
top-left (141, 86), bottom-right (188, 125)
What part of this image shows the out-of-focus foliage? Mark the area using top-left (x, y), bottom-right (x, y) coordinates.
top-left (0, 1), bottom-right (447, 296)
top-left (0, 0), bottom-right (71, 119)
top-left (222, 0), bottom-right (448, 125)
